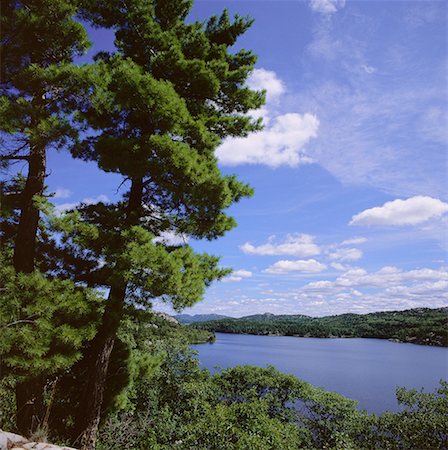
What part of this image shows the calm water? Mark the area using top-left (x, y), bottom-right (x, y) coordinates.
top-left (193, 333), bottom-right (448, 414)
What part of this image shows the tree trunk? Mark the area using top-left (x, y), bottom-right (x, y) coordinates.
top-left (78, 283), bottom-right (125, 450)
top-left (13, 143), bottom-right (46, 273)
top-left (14, 142), bottom-right (47, 435)
top-left (15, 376), bottom-right (44, 436)
top-left (79, 178), bottom-right (143, 450)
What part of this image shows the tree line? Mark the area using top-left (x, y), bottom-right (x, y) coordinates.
top-left (192, 308), bottom-right (448, 346)
top-left (1, 0), bottom-right (263, 447)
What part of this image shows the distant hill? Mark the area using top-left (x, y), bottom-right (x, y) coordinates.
top-left (192, 307), bottom-right (448, 347)
top-left (176, 313), bottom-right (230, 324)
top-left (240, 313), bottom-right (310, 321)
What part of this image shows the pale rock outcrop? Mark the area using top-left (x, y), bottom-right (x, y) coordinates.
top-left (154, 311), bottom-right (179, 325)
top-left (0, 430), bottom-right (76, 450)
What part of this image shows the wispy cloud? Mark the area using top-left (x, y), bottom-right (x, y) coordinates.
top-left (153, 231), bottom-right (189, 246)
top-left (328, 247), bottom-right (363, 261)
top-left (340, 237), bottom-right (367, 246)
top-left (223, 269), bottom-right (253, 283)
top-left (55, 194), bottom-right (109, 214)
top-left (297, 6), bottom-right (448, 198)
top-left (265, 259), bottom-right (327, 274)
top-left (309, 0), bottom-right (346, 16)
top-left (189, 265), bottom-right (448, 317)
top-left (241, 233), bottom-right (321, 257)
top-left (53, 187), bottom-right (72, 199)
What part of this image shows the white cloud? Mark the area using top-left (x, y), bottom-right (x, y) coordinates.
top-left (248, 68), bottom-right (285, 102)
top-left (350, 196), bottom-right (448, 226)
top-left (340, 237), bottom-right (367, 245)
top-left (173, 264), bottom-right (448, 316)
top-left (278, 265), bottom-right (448, 316)
top-left (299, 11), bottom-right (447, 198)
top-left (265, 259), bottom-right (327, 274)
top-left (304, 266), bottom-right (448, 291)
top-left (328, 247), bottom-right (363, 261)
top-left (55, 194), bottom-right (109, 214)
top-left (216, 113), bottom-right (319, 168)
top-left (309, 0), bottom-right (346, 15)
top-left (241, 234), bottom-right (321, 257)
top-left (361, 64), bottom-right (376, 74)
top-left (330, 262), bottom-right (352, 271)
top-left (216, 68), bottom-right (319, 168)
top-left (153, 231), bottom-right (188, 246)
top-left (53, 187), bottom-right (72, 199)
top-left (223, 269), bottom-right (253, 283)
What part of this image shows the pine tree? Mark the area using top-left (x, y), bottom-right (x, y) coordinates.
top-left (0, 0), bottom-right (93, 434)
top-left (0, 202), bottom-right (103, 435)
top-left (56, 1), bottom-right (265, 447)
top-left (0, 0), bottom-right (91, 273)
top-left (0, 0), bottom-right (95, 433)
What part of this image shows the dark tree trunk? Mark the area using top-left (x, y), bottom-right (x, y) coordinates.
top-left (14, 142), bottom-right (47, 435)
top-left (78, 283), bottom-right (126, 450)
top-left (15, 375), bottom-right (45, 435)
top-left (13, 143), bottom-right (46, 273)
top-left (79, 178), bottom-right (143, 450)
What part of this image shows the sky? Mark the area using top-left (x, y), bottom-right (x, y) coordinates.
top-left (45, 0), bottom-right (448, 317)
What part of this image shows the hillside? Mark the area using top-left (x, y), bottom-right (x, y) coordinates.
top-left (192, 307), bottom-right (448, 347)
top-left (176, 313), bottom-right (230, 324)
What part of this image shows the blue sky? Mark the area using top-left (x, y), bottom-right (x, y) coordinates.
top-left (46, 0), bottom-right (447, 317)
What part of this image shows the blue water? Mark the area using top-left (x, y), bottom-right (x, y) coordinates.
top-left (193, 333), bottom-right (448, 414)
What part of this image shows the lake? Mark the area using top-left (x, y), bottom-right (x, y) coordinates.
top-left (193, 333), bottom-right (448, 414)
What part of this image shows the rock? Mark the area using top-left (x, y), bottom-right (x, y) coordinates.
top-left (154, 311), bottom-right (179, 325)
top-left (0, 430), bottom-right (28, 449)
top-left (0, 430), bottom-right (76, 450)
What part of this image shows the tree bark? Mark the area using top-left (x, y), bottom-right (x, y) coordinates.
top-left (14, 142), bottom-right (47, 435)
top-left (78, 283), bottom-right (126, 450)
top-left (15, 375), bottom-right (45, 435)
top-left (79, 178), bottom-right (143, 450)
top-left (13, 143), bottom-right (46, 273)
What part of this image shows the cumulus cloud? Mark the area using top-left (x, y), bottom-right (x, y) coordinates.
top-left (248, 68), bottom-right (285, 102)
top-left (265, 259), bottom-right (327, 274)
top-left (350, 196), bottom-right (448, 226)
top-left (55, 194), bottom-right (109, 214)
top-left (53, 187), bottom-right (72, 199)
top-left (305, 266), bottom-right (448, 291)
top-left (309, 0), bottom-right (346, 15)
top-left (328, 247), bottom-right (363, 261)
top-left (176, 264), bottom-right (448, 317)
top-left (241, 234), bottom-right (320, 257)
top-left (223, 269), bottom-right (253, 283)
top-left (216, 68), bottom-right (319, 168)
top-left (216, 113), bottom-right (319, 168)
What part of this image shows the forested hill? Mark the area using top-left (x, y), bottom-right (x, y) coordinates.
top-left (176, 313), bottom-right (230, 324)
top-left (192, 308), bottom-right (448, 347)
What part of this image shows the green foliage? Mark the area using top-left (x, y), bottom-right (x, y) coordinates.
top-left (47, 309), bottom-right (212, 440)
top-left (96, 337), bottom-right (447, 449)
top-left (97, 344), bottom-right (310, 450)
top-left (73, 0), bottom-right (262, 240)
top-left (193, 308), bottom-right (448, 346)
top-left (369, 381), bottom-right (448, 449)
top-left (0, 258), bottom-right (102, 383)
top-left (1, 0), bottom-right (93, 162)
